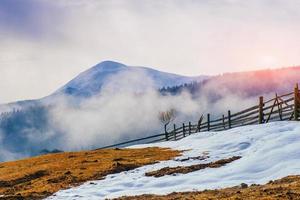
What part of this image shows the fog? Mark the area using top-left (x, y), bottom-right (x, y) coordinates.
top-left (2, 66), bottom-right (299, 161)
top-left (48, 71), bottom-right (201, 150)
top-left (46, 70), bottom-right (259, 151)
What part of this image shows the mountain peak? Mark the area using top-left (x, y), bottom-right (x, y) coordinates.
top-left (94, 61), bottom-right (127, 71)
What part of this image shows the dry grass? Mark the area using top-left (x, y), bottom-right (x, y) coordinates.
top-left (116, 175), bottom-right (300, 200)
top-left (145, 156), bottom-right (241, 178)
top-left (0, 147), bottom-right (180, 200)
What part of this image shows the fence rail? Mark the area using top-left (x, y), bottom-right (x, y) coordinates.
top-left (97, 84), bottom-right (300, 149)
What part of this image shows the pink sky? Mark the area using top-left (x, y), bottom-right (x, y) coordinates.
top-left (1, 0), bottom-right (300, 103)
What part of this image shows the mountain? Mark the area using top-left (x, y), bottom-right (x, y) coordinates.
top-left (53, 61), bottom-right (208, 98)
top-left (0, 61), bottom-right (208, 112)
top-left (0, 61), bottom-right (209, 162)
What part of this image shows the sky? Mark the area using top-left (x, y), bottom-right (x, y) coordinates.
top-left (1, 0), bottom-right (300, 103)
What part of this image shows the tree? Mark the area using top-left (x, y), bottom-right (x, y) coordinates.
top-left (159, 108), bottom-right (176, 138)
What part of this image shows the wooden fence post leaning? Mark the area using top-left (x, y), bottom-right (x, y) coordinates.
top-left (259, 96), bottom-right (264, 124)
top-left (207, 113), bottom-right (210, 131)
top-left (228, 110), bottom-right (231, 129)
top-left (183, 123), bottom-right (185, 137)
top-left (197, 115), bottom-right (203, 133)
top-left (294, 84), bottom-right (299, 120)
top-left (276, 93), bottom-right (282, 120)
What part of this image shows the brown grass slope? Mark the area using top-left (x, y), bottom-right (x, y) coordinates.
top-left (0, 147), bottom-right (180, 200)
top-left (116, 175), bottom-right (300, 200)
top-left (2, 147), bottom-right (300, 200)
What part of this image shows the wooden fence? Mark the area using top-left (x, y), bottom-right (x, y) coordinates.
top-left (97, 84), bottom-right (300, 149)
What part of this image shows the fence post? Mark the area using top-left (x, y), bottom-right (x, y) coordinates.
top-left (183, 123), bottom-right (186, 137)
top-left (222, 114), bottom-right (225, 129)
top-left (228, 110), bottom-right (231, 129)
top-left (174, 124), bottom-right (177, 140)
top-left (294, 84), bottom-right (299, 120)
top-left (164, 124), bottom-right (168, 141)
top-left (189, 122), bottom-right (191, 135)
top-left (207, 113), bottom-right (210, 131)
top-left (276, 93), bottom-right (282, 120)
top-left (259, 96), bottom-right (264, 124)
top-left (197, 115), bottom-right (203, 132)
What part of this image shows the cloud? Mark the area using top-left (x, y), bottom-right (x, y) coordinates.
top-left (2, 67), bottom-right (293, 161)
top-left (45, 68), bottom-right (264, 152)
top-left (1, 0), bottom-right (300, 104)
top-left (0, 0), bottom-right (64, 39)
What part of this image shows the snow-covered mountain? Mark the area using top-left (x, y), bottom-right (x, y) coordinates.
top-left (0, 60), bottom-right (208, 111)
top-left (54, 61), bottom-right (208, 98)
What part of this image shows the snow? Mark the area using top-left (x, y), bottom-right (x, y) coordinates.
top-left (46, 121), bottom-right (300, 199)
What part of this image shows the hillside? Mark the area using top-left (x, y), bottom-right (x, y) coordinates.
top-left (43, 121), bottom-right (300, 199)
top-left (1, 121), bottom-right (300, 199)
top-left (0, 147), bottom-right (180, 199)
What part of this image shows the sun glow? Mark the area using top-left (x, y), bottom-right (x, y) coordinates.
top-left (259, 55), bottom-right (279, 67)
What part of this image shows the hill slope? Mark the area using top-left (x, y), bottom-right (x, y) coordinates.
top-left (46, 121), bottom-right (300, 199)
top-left (0, 147), bottom-right (180, 199)
top-left (1, 122), bottom-right (300, 200)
